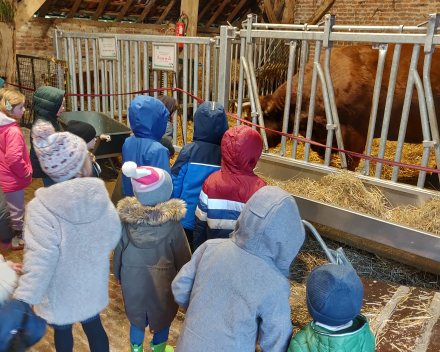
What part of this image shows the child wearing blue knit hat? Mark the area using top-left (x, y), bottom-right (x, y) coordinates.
top-left (288, 264), bottom-right (375, 352)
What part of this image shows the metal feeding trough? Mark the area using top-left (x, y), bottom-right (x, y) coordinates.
top-left (58, 111), bottom-right (132, 172)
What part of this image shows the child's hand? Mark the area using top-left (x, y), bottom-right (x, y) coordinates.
top-left (7, 261), bottom-right (22, 274)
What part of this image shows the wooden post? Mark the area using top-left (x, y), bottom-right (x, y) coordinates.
top-left (282, 0), bottom-right (295, 24)
top-left (180, 0), bottom-right (199, 37)
top-left (307, 0), bottom-right (335, 25)
top-left (0, 0), bottom-right (16, 83)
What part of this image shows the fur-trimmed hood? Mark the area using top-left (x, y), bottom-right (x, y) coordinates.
top-left (117, 197), bottom-right (187, 249)
top-left (117, 197), bottom-right (187, 226)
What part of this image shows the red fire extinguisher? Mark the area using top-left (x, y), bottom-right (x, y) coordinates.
top-left (176, 13), bottom-right (188, 49)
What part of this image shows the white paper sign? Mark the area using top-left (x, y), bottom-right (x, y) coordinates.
top-left (152, 43), bottom-right (177, 72)
top-left (99, 37), bottom-right (118, 60)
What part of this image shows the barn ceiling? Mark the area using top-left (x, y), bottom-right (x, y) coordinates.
top-left (33, 0), bottom-right (264, 29)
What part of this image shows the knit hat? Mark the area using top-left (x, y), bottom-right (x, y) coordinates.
top-left (31, 120), bottom-right (88, 182)
top-left (121, 162), bottom-right (172, 206)
top-left (306, 264), bottom-right (364, 326)
top-left (65, 120), bottom-right (97, 144)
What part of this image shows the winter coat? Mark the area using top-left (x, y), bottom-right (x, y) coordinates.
top-left (113, 197), bottom-right (191, 332)
top-left (13, 177), bottom-right (121, 326)
top-left (172, 186), bottom-right (306, 352)
top-left (193, 125), bottom-right (266, 250)
top-left (0, 186), bottom-right (13, 240)
top-left (171, 102), bottom-right (228, 230)
top-left (122, 96), bottom-right (171, 197)
top-left (0, 112), bottom-right (32, 193)
top-left (288, 315), bottom-right (375, 352)
top-left (30, 86), bottom-right (65, 179)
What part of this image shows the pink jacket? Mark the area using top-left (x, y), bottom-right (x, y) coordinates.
top-left (0, 112), bottom-right (32, 193)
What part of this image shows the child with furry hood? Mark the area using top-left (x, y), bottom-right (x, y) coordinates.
top-left (113, 162), bottom-right (191, 352)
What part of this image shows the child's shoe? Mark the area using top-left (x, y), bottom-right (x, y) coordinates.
top-left (130, 343), bottom-right (143, 352)
top-left (149, 341), bottom-right (173, 352)
top-left (11, 233), bottom-right (24, 251)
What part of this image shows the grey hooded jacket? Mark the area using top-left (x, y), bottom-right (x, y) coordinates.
top-left (172, 186), bottom-right (306, 352)
top-left (113, 197), bottom-right (191, 332)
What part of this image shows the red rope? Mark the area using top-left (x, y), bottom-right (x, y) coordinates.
top-left (5, 82), bottom-right (440, 174)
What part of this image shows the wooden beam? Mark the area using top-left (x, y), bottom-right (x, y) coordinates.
top-left (205, 0), bottom-right (228, 28)
top-left (136, 0), bottom-right (156, 23)
top-left (263, 0), bottom-right (278, 23)
top-left (38, 0), bottom-right (52, 18)
top-left (115, 0), bottom-right (133, 22)
top-left (231, 7), bottom-right (251, 26)
top-left (307, 0), bottom-right (335, 25)
top-left (181, 0), bottom-right (199, 37)
top-left (67, 0), bottom-right (83, 19)
top-left (274, 2), bottom-right (285, 21)
top-left (226, 0), bottom-right (248, 23)
top-left (15, 0), bottom-right (47, 29)
top-left (281, 0), bottom-right (295, 24)
top-left (156, 0), bottom-right (176, 24)
top-left (198, 0), bottom-right (215, 22)
top-left (92, 0), bottom-right (111, 21)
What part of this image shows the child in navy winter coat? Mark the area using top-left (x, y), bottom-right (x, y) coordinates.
top-left (171, 101), bottom-right (228, 251)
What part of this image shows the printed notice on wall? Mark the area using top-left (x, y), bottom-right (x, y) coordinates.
top-left (152, 43), bottom-right (177, 72)
top-left (99, 37), bottom-right (118, 60)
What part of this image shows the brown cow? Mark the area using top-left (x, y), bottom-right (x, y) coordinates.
top-left (243, 44), bottom-right (440, 171)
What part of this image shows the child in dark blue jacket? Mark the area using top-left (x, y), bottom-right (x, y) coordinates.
top-left (171, 101), bottom-right (228, 251)
top-left (122, 95), bottom-right (171, 197)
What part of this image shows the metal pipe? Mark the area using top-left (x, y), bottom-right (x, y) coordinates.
top-left (143, 42), bottom-right (149, 94)
top-left (92, 39), bottom-right (99, 112)
top-left (375, 44), bottom-right (402, 178)
top-left (205, 42), bottom-right (211, 101)
top-left (173, 74), bottom-right (178, 144)
top-left (77, 39), bottom-right (84, 111)
top-left (189, 44), bottom-right (193, 99)
top-left (303, 41), bottom-right (322, 162)
top-left (323, 46), bottom-right (347, 169)
top-left (117, 40), bottom-right (122, 122)
top-left (183, 43), bottom-right (188, 145)
top-left (236, 37), bottom-right (246, 126)
top-left (69, 37), bottom-right (77, 111)
top-left (134, 41), bottom-right (140, 93)
top-left (292, 40), bottom-right (308, 159)
top-left (280, 41), bottom-right (297, 157)
top-left (100, 60), bottom-right (107, 114)
top-left (202, 44), bottom-right (206, 101)
top-left (125, 41), bottom-right (131, 127)
top-left (233, 43), bottom-right (238, 101)
top-left (163, 71), bottom-right (168, 96)
top-left (391, 44), bottom-right (421, 182)
top-left (193, 44), bottom-right (199, 113)
top-left (247, 56), bottom-right (269, 152)
top-left (63, 38), bottom-right (71, 110)
top-left (109, 60), bottom-right (115, 119)
top-left (302, 220), bottom-right (338, 264)
top-left (85, 39), bottom-right (92, 111)
top-left (251, 23), bottom-right (429, 32)
top-left (241, 56), bottom-right (258, 130)
top-left (361, 44), bottom-right (388, 176)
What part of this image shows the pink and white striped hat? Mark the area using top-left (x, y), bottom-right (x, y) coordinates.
top-left (121, 161), bottom-right (172, 206)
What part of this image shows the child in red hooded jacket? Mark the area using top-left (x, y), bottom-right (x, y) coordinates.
top-left (0, 88), bottom-right (32, 250)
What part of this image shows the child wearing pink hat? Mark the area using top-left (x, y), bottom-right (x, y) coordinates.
top-left (113, 161), bottom-right (191, 352)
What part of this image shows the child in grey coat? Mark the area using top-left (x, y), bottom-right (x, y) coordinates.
top-left (13, 120), bottom-right (121, 352)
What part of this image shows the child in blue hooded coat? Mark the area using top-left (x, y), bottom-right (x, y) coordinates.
top-left (122, 96), bottom-right (171, 197)
top-left (171, 101), bottom-right (228, 251)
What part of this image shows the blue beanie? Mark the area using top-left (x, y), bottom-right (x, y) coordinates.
top-left (306, 264), bottom-right (363, 326)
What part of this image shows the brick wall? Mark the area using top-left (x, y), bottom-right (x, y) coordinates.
top-left (294, 0), bottom-right (439, 27)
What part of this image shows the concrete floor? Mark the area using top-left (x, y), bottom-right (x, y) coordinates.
top-left (2, 147), bottom-right (440, 351)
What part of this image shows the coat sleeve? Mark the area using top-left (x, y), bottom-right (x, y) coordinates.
top-left (150, 147), bottom-right (171, 175)
top-left (112, 226), bottom-right (128, 281)
top-left (13, 201), bottom-right (60, 306)
top-left (258, 286), bottom-right (293, 352)
top-left (5, 130), bottom-right (32, 179)
top-left (192, 186), bottom-right (209, 251)
top-left (171, 146), bottom-right (191, 199)
top-left (171, 244), bottom-right (207, 310)
top-left (171, 225), bottom-right (192, 272)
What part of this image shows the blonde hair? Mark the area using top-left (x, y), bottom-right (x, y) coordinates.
top-left (0, 88), bottom-right (25, 118)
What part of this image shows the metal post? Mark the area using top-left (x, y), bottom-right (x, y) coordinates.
top-left (85, 39), bottom-right (92, 111)
top-left (202, 44), bottom-right (206, 100)
top-left (241, 57), bottom-right (258, 130)
top-left (212, 37), bottom-right (219, 101)
top-left (280, 41), bottom-right (297, 157)
top-left (375, 43), bottom-right (402, 178)
top-left (100, 60), bottom-right (107, 114)
top-left (134, 41), bottom-right (140, 93)
top-left (117, 40), bottom-right (122, 122)
top-left (143, 42), bottom-right (149, 94)
top-left (77, 38), bottom-right (85, 111)
top-left (236, 37), bottom-right (246, 125)
top-left (193, 44), bottom-right (199, 113)
top-left (391, 44), bottom-right (421, 182)
top-left (183, 43), bottom-right (189, 144)
top-left (173, 74), bottom-right (178, 144)
top-left (125, 41), bottom-right (131, 127)
top-left (233, 42), bottom-right (238, 101)
top-left (361, 43), bottom-right (388, 176)
top-left (69, 37), bottom-right (77, 111)
top-left (205, 41), bottom-right (212, 101)
top-left (92, 39), bottom-right (99, 112)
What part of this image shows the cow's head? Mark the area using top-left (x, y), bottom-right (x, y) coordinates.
top-left (298, 114), bottom-right (332, 158)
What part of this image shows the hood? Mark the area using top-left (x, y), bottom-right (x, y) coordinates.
top-left (231, 186), bottom-right (305, 277)
top-left (193, 101), bottom-right (228, 145)
top-left (221, 125), bottom-right (263, 175)
top-left (0, 111), bottom-right (16, 127)
top-left (128, 96), bottom-right (168, 141)
top-left (35, 178), bottom-right (111, 224)
top-left (32, 86), bottom-right (65, 126)
top-left (117, 197), bottom-right (187, 248)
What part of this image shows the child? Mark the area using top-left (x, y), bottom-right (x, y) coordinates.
top-left (13, 120), bottom-right (121, 352)
top-left (172, 186), bottom-right (305, 351)
top-left (113, 161), bottom-right (191, 352)
top-left (171, 101), bottom-right (228, 251)
top-left (0, 88), bottom-right (32, 250)
top-left (288, 264), bottom-right (375, 352)
top-left (65, 120), bottom-right (101, 177)
top-left (122, 95), bottom-right (171, 197)
top-left (157, 95), bottom-right (177, 140)
top-left (193, 125), bottom-right (266, 250)
top-left (29, 86), bottom-right (65, 187)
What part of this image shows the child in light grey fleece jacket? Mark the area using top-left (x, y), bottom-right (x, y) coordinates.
top-left (13, 120), bottom-right (121, 352)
